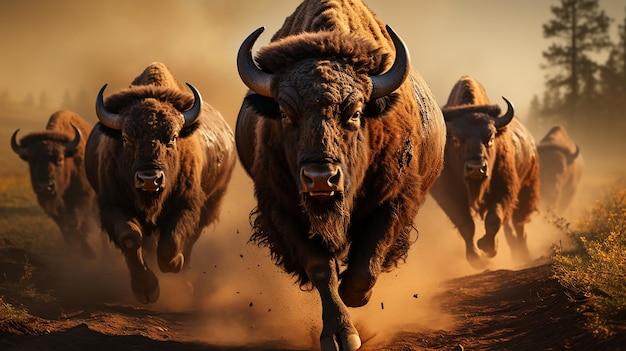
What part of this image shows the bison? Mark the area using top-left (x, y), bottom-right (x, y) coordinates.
top-left (11, 110), bottom-right (100, 259)
top-left (85, 62), bottom-right (236, 304)
top-left (430, 76), bottom-right (540, 268)
top-left (537, 125), bottom-right (584, 215)
top-left (235, 0), bottom-right (446, 349)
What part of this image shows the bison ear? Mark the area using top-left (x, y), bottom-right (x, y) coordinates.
top-left (244, 93), bottom-right (281, 119)
top-left (363, 93), bottom-right (399, 119)
top-left (97, 122), bottom-right (122, 139)
top-left (64, 147), bottom-right (79, 158)
top-left (180, 121), bottom-right (201, 139)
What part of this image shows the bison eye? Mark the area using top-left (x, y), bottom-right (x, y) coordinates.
top-left (350, 111), bottom-right (362, 122)
top-left (280, 109), bottom-right (295, 126)
top-left (168, 135), bottom-right (178, 146)
top-left (55, 156), bottom-right (64, 165)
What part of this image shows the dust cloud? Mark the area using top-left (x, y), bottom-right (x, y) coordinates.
top-left (2, 0), bottom-right (626, 350)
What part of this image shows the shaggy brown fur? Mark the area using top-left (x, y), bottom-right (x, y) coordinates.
top-left (85, 62), bottom-right (236, 304)
top-left (235, 0), bottom-right (446, 349)
top-left (445, 74), bottom-right (492, 106)
top-left (537, 125), bottom-right (584, 214)
top-left (12, 110), bottom-right (100, 259)
top-left (431, 76), bottom-right (539, 268)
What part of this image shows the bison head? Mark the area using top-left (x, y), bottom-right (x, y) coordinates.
top-left (95, 83), bottom-right (201, 205)
top-left (441, 98), bottom-right (514, 209)
top-left (11, 125), bottom-right (81, 201)
top-left (237, 25), bottom-right (409, 248)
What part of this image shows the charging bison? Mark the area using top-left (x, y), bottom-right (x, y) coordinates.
top-left (235, 0), bottom-right (446, 349)
top-left (11, 110), bottom-right (100, 259)
top-left (430, 76), bottom-right (539, 268)
top-left (85, 62), bottom-right (236, 304)
top-left (537, 125), bottom-right (584, 215)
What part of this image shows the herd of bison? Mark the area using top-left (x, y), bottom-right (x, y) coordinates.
top-left (3, 1), bottom-right (616, 350)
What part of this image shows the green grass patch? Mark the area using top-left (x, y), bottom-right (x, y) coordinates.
top-left (553, 179), bottom-right (626, 337)
top-left (0, 257), bottom-right (55, 322)
top-left (0, 175), bottom-right (63, 257)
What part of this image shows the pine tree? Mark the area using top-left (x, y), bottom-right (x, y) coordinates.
top-left (598, 7), bottom-right (626, 134)
top-left (542, 0), bottom-right (612, 125)
top-left (600, 7), bottom-right (626, 105)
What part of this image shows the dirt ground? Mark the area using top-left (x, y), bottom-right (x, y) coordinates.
top-left (1, 243), bottom-right (624, 351)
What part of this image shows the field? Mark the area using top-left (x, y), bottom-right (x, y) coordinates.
top-left (1, 106), bottom-right (625, 350)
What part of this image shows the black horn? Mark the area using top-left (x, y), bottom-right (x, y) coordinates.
top-left (64, 124), bottom-right (82, 154)
top-left (182, 83), bottom-right (202, 127)
top-left (237, 27), bottom-right (273, 98)
top-left (494, 96), bottom-right (515, 129)
top-left (370, 25), bottom-right (411, 99)
top-left (95, 84), bottom-right (123, 130)
top-left (10, 129), bottom-right (28, 159)
top-left (567, 144), bottom-right (580, 164)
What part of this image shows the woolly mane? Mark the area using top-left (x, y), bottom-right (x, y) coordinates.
top-left (130, 62), bottom-right (186, 90)
top-left (445, 75), bottom-right (491, 107)
top-left (104, 85), bottom-right (194, 114)
top-left (19, 131), bottom-right (75, 147)
top-left (256, 31), bottom-right (390, 75)
top-left (538, 125), bottom-right (577, 152)
top-left (441, 104), bottom-right (502, 121)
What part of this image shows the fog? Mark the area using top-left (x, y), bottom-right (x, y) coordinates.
top-left (2, 0), bottom-right (625, 349)
top-left (2, 0), bottom-right (622, 122)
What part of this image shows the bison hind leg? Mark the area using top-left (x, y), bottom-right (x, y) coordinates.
top-left (504, 221), bottom-right (531, 264)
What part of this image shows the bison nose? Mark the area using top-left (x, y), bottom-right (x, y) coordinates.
top-left (300, 163), bottom-right (344, 197)
top-left (464, 160), bottom-right (488, 179)
top-left (35, 181), bottom-right (56, 194)
top-left (135, 169), bottom-right (165, 192)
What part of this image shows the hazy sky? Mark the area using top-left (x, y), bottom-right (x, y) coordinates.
top-left (0, 0), bottom-right (624, 125)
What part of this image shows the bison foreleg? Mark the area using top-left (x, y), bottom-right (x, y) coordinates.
top-left (155, 208), bottom-right (202, 273)
top-left (431, 185), bottom-right (485, 268)
top-left (102, 207), bottom-right (159, 304)
top-left (477, 205), bottom-right (503, 258)
top-left (124, 246), bottom-right (160, 304)
top-left (306, 257), bottom-right (361, 351)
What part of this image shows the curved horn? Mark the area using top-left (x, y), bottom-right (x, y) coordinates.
top-left (370, 25), bottom-right (411, 99)
top-left (237, 27), bottom-right (273, 98)
top-left (567, 144), bottom-right (580, 164)
top-left (494, 96), bottom-right (515, 129)
top-left (182, 83), bottom-right (202, 127)
top-left (64, 124), bottom-right (82, 154)
top-left (95, 84), bottom-right (123, 130)
top-left (10, 129), bottom-right (28, 159)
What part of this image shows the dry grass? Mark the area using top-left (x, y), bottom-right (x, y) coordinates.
top-left (553, 180), bottom-right (626, 337)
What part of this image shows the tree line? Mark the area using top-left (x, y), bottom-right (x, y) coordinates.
top-left (530, 0), bottom-right (626, 138)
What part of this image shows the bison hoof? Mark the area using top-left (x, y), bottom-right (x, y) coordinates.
top-left (466, 252), bottom-right (487, 270)
top-left (320, 332), bottom-right (361, 351)
top-left (339, 283), bottom-right (372, 308)
top-left (477, 236), bottom-right (498, 258)
top-left (131, 269), bottom-right (160, 304)
top-left (158, 252), bottom-right (185, 273)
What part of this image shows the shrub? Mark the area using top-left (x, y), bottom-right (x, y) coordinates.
top-left (553, 180), bottom-right (626, 337)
